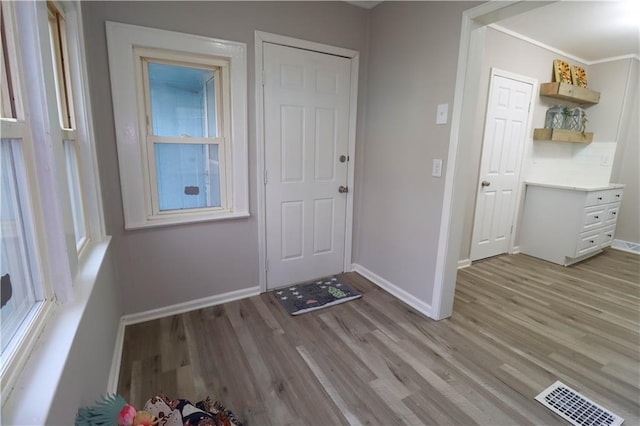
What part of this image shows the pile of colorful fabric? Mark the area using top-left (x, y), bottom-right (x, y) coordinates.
top-left (144, 395), bottom-right (243, 426)
top-left (75, 394), bottom-right (243, 426)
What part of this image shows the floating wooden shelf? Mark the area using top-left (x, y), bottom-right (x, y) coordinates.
top-left (533, 128), bottom-right (593, 143)
top-left (540, 82), bottom-right (600, 105)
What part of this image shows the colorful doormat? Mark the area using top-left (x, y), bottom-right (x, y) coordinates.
top-left (274, 276), bottom-right (362, 315)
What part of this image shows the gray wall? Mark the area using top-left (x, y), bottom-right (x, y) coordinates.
top-left (611, 60), bottom-right (640, 244)
top-left (81, 1), bottom-right (370, 314)
top-left (589, 59), bottom-right (635, 143)
top-left (354, 1), bottom-right (473, 306)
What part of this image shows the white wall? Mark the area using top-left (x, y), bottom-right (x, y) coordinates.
top-left (355, 1), bottom-right (474, 308)
top-left (81, 1), bottom-right (370, 314)
top-left (2, 243), bottom-right (121, 425)
top-left (47, 245), bottom-right (121, 424)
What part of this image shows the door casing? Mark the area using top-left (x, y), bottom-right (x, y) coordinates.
top-left (255, 31), bottom-right (360, 293)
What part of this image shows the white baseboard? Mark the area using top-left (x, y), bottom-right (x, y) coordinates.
top-left (510, 246), bottom-right (520, 254)
top-left (107, 285), bottom-right (261, 394)
top-left (351, 263), bottom-right (432, 319)
top-left (107, 319), bottom-right (126, 393)
top-left (612, 239), bottom-right (640, 255)
top-left (457, 259), bottom-right (472, 269)
top-left (121, 286), bottom-right (261, 326)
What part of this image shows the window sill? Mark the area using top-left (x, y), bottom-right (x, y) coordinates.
top-left (125, 210), bottom-right (250, 230)
top-left (1, 237), bottom-right (112, 425)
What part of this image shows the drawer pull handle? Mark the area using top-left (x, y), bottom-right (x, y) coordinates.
top-left (612, 212), bottom-right (616, 215)
top-left (594, 216), bottom-right (599, 219)
top-left (607, 234), bottom-right (612, 237)
top-left (616, 194), bottom-right (620, 198)
top-left (597, 197), bottom-right (603, 200)
top-left (589, 240), bottom-right (595, 243)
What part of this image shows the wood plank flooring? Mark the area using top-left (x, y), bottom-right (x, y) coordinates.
top-left (118, 249), bottom-right (640, 425)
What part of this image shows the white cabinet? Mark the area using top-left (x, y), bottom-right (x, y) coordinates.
top-left (519, 183), bottom-right (624, 266)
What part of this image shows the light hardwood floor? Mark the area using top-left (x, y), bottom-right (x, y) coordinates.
top-left (118, 249), bottom-right (640, 425)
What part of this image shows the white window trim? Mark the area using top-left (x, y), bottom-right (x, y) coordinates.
top-left (48, 2), bottom-right (90, 253)
top-left (1, 0), bottom-right (107, 405)
top-left (106, 22), bottom-right (249, 229)
top-left (1, 0), bottom-right (58, 404)
top-left (63, 3), bottom-right (106, 244)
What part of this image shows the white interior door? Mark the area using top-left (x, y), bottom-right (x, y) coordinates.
top-left (470, 71), bottom-right (534, 261)
top-left (263, 42), bottom-right (351, 289)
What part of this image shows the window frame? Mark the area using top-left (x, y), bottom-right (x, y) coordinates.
top-left (0, 0), bottom-right (56, 401)
top-left (47, 1), bottom-right (88, 252)
top-left (134, 48), bottom-right (232, 216)
top-left (1, 0), bottom-right (106, 404)
top-left (106, 22), bottom-right (249, 229)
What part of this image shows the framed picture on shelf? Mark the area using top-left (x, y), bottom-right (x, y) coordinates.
top-left (553, 59), bottom-right (572, 84)
top-left (571, 65), bottom-right (588, 88)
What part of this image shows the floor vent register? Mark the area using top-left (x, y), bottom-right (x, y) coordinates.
top-left (536, 381), bottom-right (624, 426)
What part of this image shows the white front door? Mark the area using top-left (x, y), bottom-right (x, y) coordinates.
top-left (470, 71), bottom-right (534, 261)
top-left (263, 43), bottom-right (352, 289)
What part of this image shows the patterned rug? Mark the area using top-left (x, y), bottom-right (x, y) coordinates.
top-left (274, 276), bottom-right (362, 315)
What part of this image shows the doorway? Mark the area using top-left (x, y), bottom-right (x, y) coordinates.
top-left (255, 32), bottom-right (360, 291)
top-left (431, 1), bottom-right (549, 319)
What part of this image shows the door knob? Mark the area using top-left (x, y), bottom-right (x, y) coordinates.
top-left (339, 185), bottom-right (349, 194)
top-left (481, 180), bottom-right (491, 187)
top-left (339, 155), bottom-right (347, 163)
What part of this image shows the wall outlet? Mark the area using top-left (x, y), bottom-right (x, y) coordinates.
top-left (436, 104), bottom-right (448, 125)
top-left (432, 159), bottom-right (443, 177)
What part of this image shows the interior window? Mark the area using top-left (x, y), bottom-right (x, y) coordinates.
top-left (141, 55), bottom-right (227, 213)
top-left (106, 22), bottom-right (249, 228)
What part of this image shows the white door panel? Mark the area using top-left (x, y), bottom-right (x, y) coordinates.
top-left (471, 73), bottom-right (533, 261)
top-left (264, 43), bottom-right (351, 289)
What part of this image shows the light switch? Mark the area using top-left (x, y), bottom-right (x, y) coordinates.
top-left (432, 159), bottom-right (443, 177)
top-left (436, 103), bottom-right (448, 125)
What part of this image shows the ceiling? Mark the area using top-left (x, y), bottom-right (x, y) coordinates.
top-left (347, 1), bottom-right (639, 63)
top-left (494, 1), bottom-right (640, 63)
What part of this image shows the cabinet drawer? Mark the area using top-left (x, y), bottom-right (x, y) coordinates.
top-left (575, 231), bottom-right (601, 257)
top-left (609, 188), bottom-right (623, 203)
top-left (605, 203), bottom-right (620, 226)
top-left (585, 190), bottom-right (609, 206)
top-left (600, 225), bottom-right (616, 248)
top-left (581, 205), bottom-right (605, 231)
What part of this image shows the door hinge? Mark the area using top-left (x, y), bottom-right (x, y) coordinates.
top-left (265, 259), bottom-right (269, 272)
top-left (264, 169), bottom-right (268, 185)
top-left (261, 69), bottom-right (265, 86)
top-left (510, 225), bottom-right (513, 234)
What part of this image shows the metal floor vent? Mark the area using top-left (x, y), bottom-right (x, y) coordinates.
top-left (535, 381), bottom-right (624, 426)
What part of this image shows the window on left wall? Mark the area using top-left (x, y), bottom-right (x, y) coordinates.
top-left (47, 1), bottom-right (88, 251)
top-left (0, 0), bottom-right (104, 402)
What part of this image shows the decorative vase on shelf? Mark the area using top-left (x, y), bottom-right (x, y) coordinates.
top-left (566, 107), bottom-right (586, 132)
top-left (544, 105), bottom-right (565, 129)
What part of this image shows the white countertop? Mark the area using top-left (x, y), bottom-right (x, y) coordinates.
top-left (525, 181), bottom-right (625, 191)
